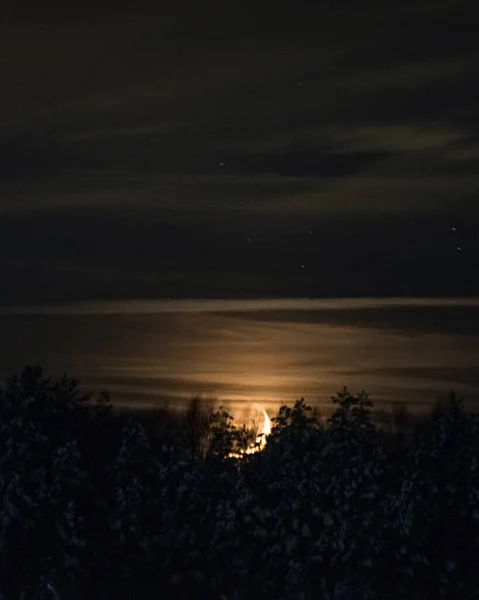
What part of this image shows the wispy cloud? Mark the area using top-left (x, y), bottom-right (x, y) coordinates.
top-left (1, 296), bottom-right (478, 410)
top-left (2, 297), bottom-right (479, 315)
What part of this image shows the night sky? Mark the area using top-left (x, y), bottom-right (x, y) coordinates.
top-left (1, 1), bottom-right (479, 410)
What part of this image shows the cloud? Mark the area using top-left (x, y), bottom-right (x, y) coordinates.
top-left (344, 53), bottom-right (478, 93)
top-left (1, 0), bottom-right (479, 305)
top-left (2, 293), bottom-right (478, 409)
top-left (331, 124), bottom-right (470, 153)
top-left (1, 297), bottom-right (479, 315)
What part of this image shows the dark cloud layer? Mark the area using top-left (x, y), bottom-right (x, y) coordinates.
top-left (0, 208), bottom-right (477, 303)
top-left (1, 0), bottom-right (479, 303)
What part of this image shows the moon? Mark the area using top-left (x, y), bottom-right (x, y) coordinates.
top-left (261, 408), bottom-right (271, 437)
top-left (229, 403), bottom-right (271, 455)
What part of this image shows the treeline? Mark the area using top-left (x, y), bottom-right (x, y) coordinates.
top-left (1, 367), bottom-right (479, 600)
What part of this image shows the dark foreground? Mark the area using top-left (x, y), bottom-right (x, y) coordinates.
top-left (1, 366), bottom-right (479, 600)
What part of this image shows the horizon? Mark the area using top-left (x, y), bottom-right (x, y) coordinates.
top-left (2, 295), bottom-right (479, 314)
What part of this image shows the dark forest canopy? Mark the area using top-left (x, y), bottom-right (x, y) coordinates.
top-left (1, 366), bottom-right (479, 600)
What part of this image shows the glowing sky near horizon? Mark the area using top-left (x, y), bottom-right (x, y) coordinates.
top-left (0, 298), bottom-right (478, 414)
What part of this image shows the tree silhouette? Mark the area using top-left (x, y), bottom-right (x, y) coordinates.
top-left (2, 367), bottom-right (479, 599)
